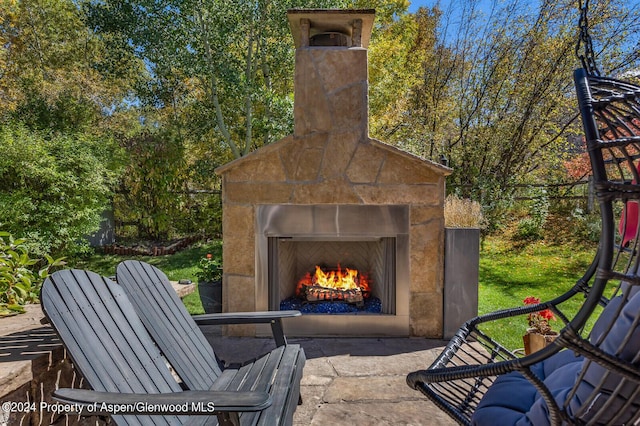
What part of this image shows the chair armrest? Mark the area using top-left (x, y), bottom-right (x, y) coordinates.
top-left (467, 302), bottom-right (565, 328)
top-left (193, 310), bottom-right (301, 347)
top-left (53, 388), bottom-right (271, 414)
top-left (192, 310), bottom-right (301, 325)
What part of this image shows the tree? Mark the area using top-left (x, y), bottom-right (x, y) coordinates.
top-left (82, 0), bottom-right (357, 239)
top-left (369, 6), bottom-right (458, 161)
top-left (0, 0), bottom-right (137, 254)
top-left (444, 0), bottom-right (578, 209)
top-left (86, 0), bottom-right (347, 161)
top-left (367, 0), bottom-right (640, 224)
top-left (114, 130), bottom-right (189, 241)
top-left (0, 124), bottom-right (122, 255)
top-left (0, 0), bottom-right (140, 132)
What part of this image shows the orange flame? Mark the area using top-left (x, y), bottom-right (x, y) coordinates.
top-left (296, 264), bottom-right (370, 297)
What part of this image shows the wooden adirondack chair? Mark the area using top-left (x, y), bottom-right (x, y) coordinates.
top-left (115, 260), bottom-right (305, 411)
top-left (407, 70), bottom-right (640, 425)
top-left (41, 268), bottom-right (305, 426)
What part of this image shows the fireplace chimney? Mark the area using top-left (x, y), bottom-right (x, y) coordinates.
top-left (287, 9), bottom-right (375, 139)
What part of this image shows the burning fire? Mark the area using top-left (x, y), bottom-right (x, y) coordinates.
top-left (296, 264), bottom-right (371, 298)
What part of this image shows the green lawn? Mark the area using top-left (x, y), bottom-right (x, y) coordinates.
top-left (70, 236), bottom-right (600, 349)
top-left (477, 236), bottom-right (599, 350)
top-left (71, 240), bottom-right (222, 315)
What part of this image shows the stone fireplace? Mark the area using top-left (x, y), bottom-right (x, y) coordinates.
top-left (215, 9), bottom-right (451, 337)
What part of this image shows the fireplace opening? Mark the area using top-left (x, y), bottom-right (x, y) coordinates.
top-left (271, 238), bottom-right (396, 314)
top-left (256, 204), bottom-right (410, 336)
top-left (283, 263), bottom-right (378, 313)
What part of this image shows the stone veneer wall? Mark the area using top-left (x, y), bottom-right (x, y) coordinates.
top-left (217, 135), bottom-right (449, 337)
top-left (0, 306), bottom-right (111, 426)
top-left (217, 40), bottom-right (450, 338)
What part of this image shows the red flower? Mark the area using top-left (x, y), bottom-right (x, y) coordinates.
top-left (539, 309), bottom-right (555, 321)
top-left (523, 296), bottom-right (540, 305)
top-left (206, 253), bottom-right (212, 259)
top-left (524, 296), bottom-right (556, 335)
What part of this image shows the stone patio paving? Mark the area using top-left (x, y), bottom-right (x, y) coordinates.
top-left (0, 305), bottom-right (456, 425)
top-left (201, 326), bottom-right (456, 425)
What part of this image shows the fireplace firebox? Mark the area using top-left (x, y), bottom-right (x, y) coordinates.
top-left (256, 204), bottom-right (410, 336)
top-left (275, 238), bottom-right (394, 314)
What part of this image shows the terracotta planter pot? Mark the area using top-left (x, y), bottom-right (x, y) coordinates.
top-left (523, 331), bottom-right (557, 355)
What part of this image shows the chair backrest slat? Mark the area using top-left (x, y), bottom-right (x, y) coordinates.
top-left (117, 260), bottom-right (222, 390)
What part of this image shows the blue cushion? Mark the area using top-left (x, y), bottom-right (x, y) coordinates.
top-left (472, 351), bottom-right (583, 426)
top-left (529, 349), bottom-right (580, 380)
top-left (574, 289), bottom-right (640, 423)
top-left (471, 372), bottom-right (537, 426)
top-left (521, 360), bottom-right (584, 425)
top-left (472, 288), bottom-right (640, 425)
top-left (589, 283), bottom-right (639, 345)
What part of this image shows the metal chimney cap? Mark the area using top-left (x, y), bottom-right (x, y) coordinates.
top-left (287, 9), bottom-right (376, 49)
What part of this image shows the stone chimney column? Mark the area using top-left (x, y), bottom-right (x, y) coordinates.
top-left (287, 10), bottom-right (375, 140)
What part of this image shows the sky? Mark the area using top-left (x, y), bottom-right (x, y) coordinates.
top-left (407, 0), bottom-right (500, 17)
top-left (404, 0), bottom-right (500, 44)
top-left (405, 0), bottom-right (500, 32)
top-left (408, 0), bottom-right (437, 13)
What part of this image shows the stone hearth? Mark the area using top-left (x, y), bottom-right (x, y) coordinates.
top-left (215, 9), bottom-right (451, 337)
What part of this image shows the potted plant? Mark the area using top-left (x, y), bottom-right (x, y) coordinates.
top-left (522, 296), bottom-right (558, 355)
top-left (196, 253), bottom-right (222, 313)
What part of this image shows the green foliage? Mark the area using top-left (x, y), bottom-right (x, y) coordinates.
top-left (569, 208), bottom-right (602, 243)
top-left (0, 0), bottom-right (141, 131)
top-left (0, 0), bottom-right (140, 253)
top-left (0, 124), bottom-right (123, 255)
top-left (85, 0), bottom-right (342, 161)
top-left (515, 217), bottom-right (544, 241)
top-left (0, 231), bottom-right (65, 316)
top-left (513, 189), bottom-right (550, 241)
top-left (543, 204), bottom-right (602, 245)
top-left (115, 130), bottom-right (191, 241)
top-left (369, 6), bottom-right (456, 159)
top-left (195, 253), bottom-right (222, 283)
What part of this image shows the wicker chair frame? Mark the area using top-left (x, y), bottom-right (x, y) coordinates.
top-left (407, 68), bottom-right (640, 425)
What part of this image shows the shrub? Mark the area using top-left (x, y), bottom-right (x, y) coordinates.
top-left (515, 217), bottom-right (544, 240)
top-left (0, 232), bottom-right (65, 316)
top-left (115, 130), bottom-right (189, 241)
top-left (513, 188), bottom-right (550, 241)
top-left (571, 207), bottom-right (602, 243)
top-left (0, 124), bottom-right (122, 256)
top-left (444, 195), bottom-right (485, 228)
